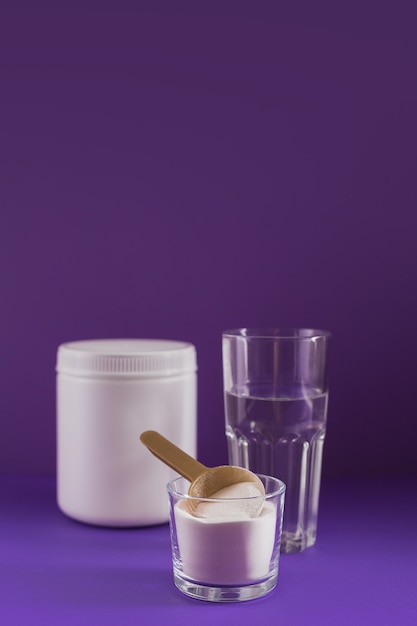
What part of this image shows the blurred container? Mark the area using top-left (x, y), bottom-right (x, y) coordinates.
top-left (56, 339), bottom-right (197, 526)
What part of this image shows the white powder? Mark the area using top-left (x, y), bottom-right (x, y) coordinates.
top-left (174, 486), bottom-right (277, 585)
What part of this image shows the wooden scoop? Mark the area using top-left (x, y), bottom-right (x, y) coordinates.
top-left (139, 430), bottom-right (265, 513)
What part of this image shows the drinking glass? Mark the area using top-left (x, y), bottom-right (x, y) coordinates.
top-left (222, 328), bottom-right (330, 554)
top-left (168, 474), bottom-right (285, 602)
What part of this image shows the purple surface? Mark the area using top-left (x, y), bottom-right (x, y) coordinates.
top-left (1, 4), bottom-right (417, 479)
top-left (1, 475), bottom-right (416, 625)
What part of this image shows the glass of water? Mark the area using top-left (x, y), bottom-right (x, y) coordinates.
top-left (222, 328), bottom-right (330, 554)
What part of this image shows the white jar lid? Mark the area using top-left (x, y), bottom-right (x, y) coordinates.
top-left (56, 339), bottom-right (197, 378)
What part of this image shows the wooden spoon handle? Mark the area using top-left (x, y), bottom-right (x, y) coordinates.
top-left (140, 430), bottom-right (207, 483)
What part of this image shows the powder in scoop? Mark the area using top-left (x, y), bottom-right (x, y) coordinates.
top-left (193, 481), bottom-right (265, 519)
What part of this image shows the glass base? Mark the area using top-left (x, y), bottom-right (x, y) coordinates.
top-left (280, 530), bottom-right (316, 554)
top-left (173, 571), bottom-right (278, 602)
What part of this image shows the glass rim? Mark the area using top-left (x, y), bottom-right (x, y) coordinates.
top-left (222, 327), bottom-right (331, 340)
top-left (167, 474), bottom-right (286, 501)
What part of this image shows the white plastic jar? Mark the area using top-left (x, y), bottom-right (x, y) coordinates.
top-left (56, 339), bottom-right (197, 527)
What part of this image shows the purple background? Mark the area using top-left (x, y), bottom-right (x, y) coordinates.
top-left (1, 3), bottom-right (416, 478)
